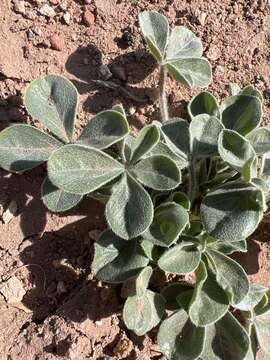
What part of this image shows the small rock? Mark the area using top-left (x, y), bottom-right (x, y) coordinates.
top-left (63, 12), bottom-right (71, 25)
top-left (0, 276), bottom-right (26, 303)
top-left (25, 10), bottom-right (37, 20)
top-left (195, 10), bottom-right (207, 26)
top-left (111, 65), bottom-right (126, 81)
top-left (129, 106), bottom-right (136, 115)
top-left (57, 281), bottom-right (67, 294)
top-left (99, 64), bottom-right (112, 80)
top-left (26, 29), bottom-right (35, 41)
top-left (2, 200), bottom-right (17, 224)
top-left (49, 34), bottom-right (65, 51)
top-left (59, 0), bottom-right (68, 11)
top-left (39, 4), bottom-right (56, 17)
top-left (83, 9), bottom-right (95, 27)
top-left (207, 46), bottom-right (221, 61)
top-left (13, 0), bottom-right (26, 14)
top-left (121, 30), bottom-right (133, 47)
top-left (113, 338), bottom-right (133, 359)
top-left (95, 320), bottom-right (102, 326)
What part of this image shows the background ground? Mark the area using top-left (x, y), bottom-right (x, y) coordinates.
top-left (0, 0), bottom-right (270, 359)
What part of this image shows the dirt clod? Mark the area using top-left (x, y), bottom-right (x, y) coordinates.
top-left (49, 34), bottom-right (65, 51)
top-left (83, 9), bottom-right (95, 27)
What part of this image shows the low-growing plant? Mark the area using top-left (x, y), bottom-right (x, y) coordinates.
top-left (1, 10), bottom-right (270, 360)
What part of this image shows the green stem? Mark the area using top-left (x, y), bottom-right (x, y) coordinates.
top-left (159, 66), bottom-right (169, 122)
top-left (188, 159), bottom-right (197, 205)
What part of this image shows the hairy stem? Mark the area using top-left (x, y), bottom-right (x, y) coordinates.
top-left (159, 66), bottom-right (169, 122)
top-left (188, 159), bottom-right (197, 206)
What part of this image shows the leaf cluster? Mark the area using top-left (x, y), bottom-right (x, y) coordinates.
top-left (0, 11), bottom-right (269, 360)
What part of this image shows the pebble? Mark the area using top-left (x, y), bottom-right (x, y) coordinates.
top-left (49, 34), bottom-right (65, 51)
top-left (63, 12), bottom-right (71, 25)
top-left (13, 0), bottom-right (26, 14)
top-left (26, 29), bottom-right (35, 40)
top-left (129, 106), bottom-right (136, 115)
top-left (25, 10), bottom-right (37, 20)
top-left (83, 9), bottom-right (95, 27)
top-left (59, 0), bottom-right (68, 11)
top-left (207, 46), bottom-right (221, 61)
top-left (39, 4), bottom-right (56, 17)
top-left (99, 64), bottom-right (112, 80)
top-left (2, 200), bottom-right (17, 224)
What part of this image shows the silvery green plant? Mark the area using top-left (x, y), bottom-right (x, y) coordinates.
top-left (0, 10), bottom-right (269, 360)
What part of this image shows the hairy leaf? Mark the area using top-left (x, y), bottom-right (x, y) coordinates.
top-left (158, 243), bottom-right (201, 274)
top-left (235, 284), bottom-right (268, 311)
top-left (130, 124), bottom-right (160, 164)
top-left (42, 177), bottom-right (82, 212)
top-left (188, 91), bottom-right (220, 119)
top-left (92, 230), bottom-right (149, 283)
top-left (190, 114), bottom-right (224, 157)
top-left (135, 266), bottom-right (153, 296)
top-left (254, 308), bottom-right (270, 357)
top-left (208, 239), bottom-right (247, 255)
top-left (24, 75), bottom-right (78, 142)
top-left (48, 144), bottom-right (124, 194)
top-left (201, 182), bottom-right (264, 242)
top-left (123, 290), bottom-right (165, 336)
top-left (0, 124), bottom-right (62, 172)
top-left (201, 312), bottom-right (250, 360)
top-left (247, 127), bottom-right (270, 154)
top-left (105, 173), bottom-right (153, 239)
top-left (170, 191), bottom-right (190, 210)
top-left (206, 249), bottom-right (249, 305)
top-left (139, 11), bottom-right (169, 62)
top-left (130, 155), bottom-right (181, 191)
top-left (189, 261), bottom-right (229, 326)
top-left (157, 309), bottom-right (205, 360)
top-left (143, 202), bottom-right (189, 247)
top-left (221, 95), bottom-right (262, 136)
top-left (166, 58), bottom-right (212, 88)
top-left (166, 26), bottom-right (203, 61)
top-left (161, 283), bottom-right (193, 310)
top-left (77, 110), bottom-right (129, 149)
top-left (241, 85), bottom-right (263, 102)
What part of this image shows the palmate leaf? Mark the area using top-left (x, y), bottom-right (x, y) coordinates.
top-left (161, 283), bottom-right (193, 310)
top-left (77, 110), bottom-right (129, 150)
top-left (42, 177), bottom-right (82, 212)
top-left (0, 124), bottom-right (62, 172)
top-left (247, 127), bottom-right (270, 154)
top-left (161, 118), bottom-right (190, 162)
top-left (218, 129), bottom-right (256, 178)
top-left (201, 181), bottom-right (264, 242)
top-left (221, 94), bottom-right (262, 136)
top-left (157, 309), bottom-right (205, 360)
top-left (123, 290), bottom-right (165, 336)
top-left (139, 11), bottom-right (169, 62)
top-left (47, 144), bottom-right (124, 195)
top-left (190, 114), bottom-right (224, 157)
top-left (130, 155), bottom-right (181, 191)
top-left (130, 124), bottom-right (160, 164)
top-left (158, 242), bottom-right (201, 274)
top-left (166, 26), bottom-right (203, 61)
top-left (189, 261), bottom-right (229, 326)
top-left (143, 202), bottom-right (189, 247)
top-left (201, 312), bottom-right (250, 360)
top-left (206, 249), bottom-right (249, 306)
top-left (24, 75), bottom-right (78, 143)
top-left (188, 91), bottom-right (220, 119)
top-left (235, 284), bottom-right (268, 311)
top-left (92, 229), bottom-right (149, 283)
top-left (165, 58), bottom-right (212, 88)
top-left (105, 173), bottom-right (153, 239)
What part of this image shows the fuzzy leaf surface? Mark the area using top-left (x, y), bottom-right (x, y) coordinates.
top-left (42, 177), bottom-right (82, 212)
top-left (0, 124), bottom-right (62, 172)
top-left (24, 75), bottom-right (78, 142)
top-left (206, 249), bottom-right (249, 305)
top-left (161, 283), bottom-right (193, 310)
top-left (247, 127), bottom-right (270, 154)
top-left (201, 312), bottom-right (250, 360)
top-left (105, 173), bottom-right (153, 239)
top-left (170, 192), bottom-right (190, 210)
top-left (123, 290), bottom-right (165, 336)
top-left (221, 95), bottom-right (262, 136)
top-left (201, 182), bottom-right (264, 242)
top-left (158, 243), bottom-right (201, 274)
top-left (189, 261), bottom-right (229, 326)
top-left (254, 308), bottom-right (270, 357)
top-left (77, 110), bottom-right (129, 149)
top-left (235, 284), bottom-right (268, 311)
top-left (157, 309), bottom-right (205, 360)
top-left (130, 124), bottom-right (160, 164)
top-left (166, 26), bottom-right (203, 61)
top-left (190, 114), bottom-right (224, 157)
top-left (135, 266), bottom-right (153, 296)
top-left (241, 85), bottom-right (263, 102)
top-left (166, 58), bottom-right (212, 88)
top-left (188, 91), bottom-right (220, 118)
top-left (130, 155), bottom-right (181, 191)
top-left (92, 229), bottom-right (149, 283)
top-left (48, 144), bottom-right (124, 195)
top-left (143, 202), bottom-right (189, 247)
top-left (139, 11), bottom-right (169, 62)
top-left (218, 129), bottom-right (256, 176)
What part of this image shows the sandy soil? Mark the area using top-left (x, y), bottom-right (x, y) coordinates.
top-left (0, 0), bottom-right (270, 359)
